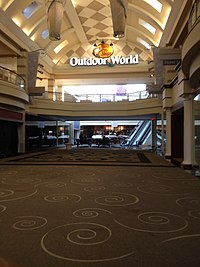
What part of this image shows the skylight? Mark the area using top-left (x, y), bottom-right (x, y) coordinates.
top-left (143, 0), bottom-right (162, 13)
top-left (22, 1), bottom-right (38, 19)
top-left (54, 40), bottom-right (69, 54)
top-left (139, 18), bottom-right (156, 34)
top-left (137, 37), bottom-right (151, 49)
top-left (42, 29), bottom-right (49, 39)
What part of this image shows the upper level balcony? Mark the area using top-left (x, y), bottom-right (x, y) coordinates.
top-left (0, 66), bottom-right (29, 109)
top-left (182, 0), bottom-right (200, 89)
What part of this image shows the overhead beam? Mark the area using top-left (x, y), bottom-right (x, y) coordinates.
top-left (64, 0), bottom-right (87, 43)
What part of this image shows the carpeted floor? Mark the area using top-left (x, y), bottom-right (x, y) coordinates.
top-left (0, 148), bottom-right (200, 267)
top-left (1, 148), bottom-right (172, 166)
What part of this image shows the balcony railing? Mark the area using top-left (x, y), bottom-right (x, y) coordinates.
top-left (34, 90), bottom-right (160, 103)
top-left (0, 66), bottom-right (25, 89)
top-left (188, 0), bottom-right (200, 31)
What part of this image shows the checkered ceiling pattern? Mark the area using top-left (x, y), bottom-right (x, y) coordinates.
top-left (75, 0), bottom-right (113, 41)
top-left (0, 0), bottom-right (175, 67)
top-left (62, 0), bottom-right (152, 64)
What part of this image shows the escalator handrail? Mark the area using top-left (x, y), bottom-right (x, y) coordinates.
top-left (139, 123), bottom-right (151, 144)
top-left (129, 121), bottom-right (149, 146)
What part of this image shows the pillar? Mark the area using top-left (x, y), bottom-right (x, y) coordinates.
top-left (181, 95), bottom-right (195, 169)
top-left (165, 107), bottom-right (171, 159)
top-left (56, 120), bottom-right (59, 147)
top-left (18, 111), bottom-right (25, 153)
top-left (17, 53), bottom-right (27, 153)
top-left (57, 85), bottom-right (62, 101)
top-left (161, 110), bottom-right (165, 155)
top-left (68, 122), bottom-right (74, 145)
top-left (151, 117), bottom-right (157, 151)
top-left (47, 76), bottom-right (55, 100)
top-left (17, 51), bottom-right (28, 91)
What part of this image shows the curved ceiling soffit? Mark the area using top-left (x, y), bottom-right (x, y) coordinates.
top-left (59, 1), bottom-right (166, 63)
top-left (46, 10), bottom-right (156, 64)
top-left (4, 0), bottom-right (30, 16)
top-left (2, 0), bottom-right (16, 11)
top-left (128, 4), bottom-right (165, 31)
top-left (1, 0), bottom-right (171, 68)
top-left (126, 25), bottom-right (158, 48)
top-left (125, 41), bottom-right (153, 61)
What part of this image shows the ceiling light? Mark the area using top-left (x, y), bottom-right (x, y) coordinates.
top-left (45, 0), bottom-right (66, 41)
top-left (110, 0), bottom-right (128, 38)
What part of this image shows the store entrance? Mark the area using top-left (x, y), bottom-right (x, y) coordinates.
top-left (0, 120), bottom-right (18, 157)
top-left (171, 108), bottom-right (184, 166)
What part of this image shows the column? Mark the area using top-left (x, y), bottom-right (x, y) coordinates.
top-left (68, 122), bottom-right (74, 145)
top-left (17, 51), bottom-right (28, 91)
top-left (57, 85), bottom-right (62, 101)
top-left (165, 107), bottom-right (171, 159)
top-left (17, 53), bottom-right (27, 153)
top-left (161, 110), bottom-right (165, 155)
top-left (47, 76), bottom-right (55, 100)
top-left (151, 117), bottom-right (157, 151)
top-left (18, 111), bottom-right (25, 153)
top-left (181, 95), bottom-right (195, 169)
top-left (56, 121), bottom-right (59, 147)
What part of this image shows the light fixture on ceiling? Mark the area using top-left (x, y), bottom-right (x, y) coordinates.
top-left (109, 0), bottom-right (128, 38)
top-left (45, 0), bottom-right (66, 41)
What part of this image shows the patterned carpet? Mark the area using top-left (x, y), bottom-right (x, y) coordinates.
top-left (2, 148), bottom-right (172, 166)
top-left (0, 149), bottom-right (200, 267)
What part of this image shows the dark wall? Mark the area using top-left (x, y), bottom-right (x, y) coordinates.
top-left (0, 120), bottom-right (18, 157)
top-left (171, 108), bottom-right (184, 159)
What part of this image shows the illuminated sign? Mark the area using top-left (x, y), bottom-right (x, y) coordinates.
top-left (93, 42), bottom-right (114, 58)
top-left (69, 54), bottom-right (139, 67)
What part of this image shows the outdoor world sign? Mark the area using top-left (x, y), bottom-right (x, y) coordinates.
top-left (69, 54), bottom-right (139, 67)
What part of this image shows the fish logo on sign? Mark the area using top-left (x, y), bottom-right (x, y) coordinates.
top-left (93, 42), bottom-right (114, 58)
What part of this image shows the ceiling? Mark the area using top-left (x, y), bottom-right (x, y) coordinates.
top-left (0, 0), bottom-right (190, 85)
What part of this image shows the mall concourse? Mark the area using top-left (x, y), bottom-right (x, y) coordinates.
top-left (0, 1), bottom-right (200, 267)
top-left (1, 0), bottom-right (200, 168)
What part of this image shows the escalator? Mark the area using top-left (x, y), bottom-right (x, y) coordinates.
top-left (121, 121), bottom-right (151, 147)
top-left (121, 121), bottom-right (166, 148)
top-left (121, 120), bottom-right (166, 148)
top-left (129, 120), bottom-right (151, 146)
top-left (137, 123), bottom-right (151, 145)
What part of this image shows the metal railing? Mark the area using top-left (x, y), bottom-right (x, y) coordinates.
top-left (34, 90), bottom-right (160, 103)
top-left (0, 66), bottom-right (25, 89)
top-left (188, 0), bottom-right (200, 31)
